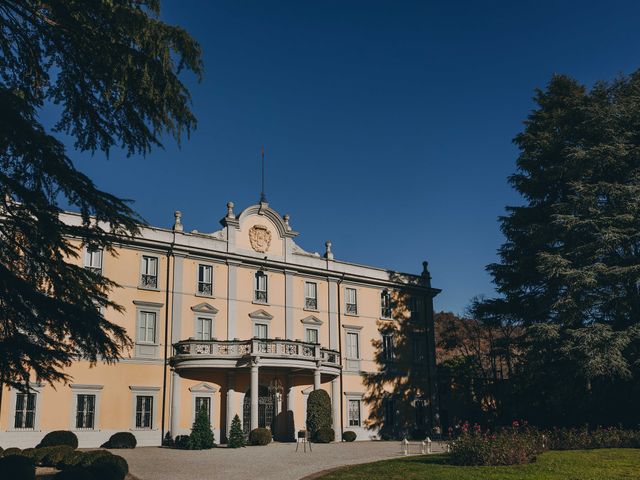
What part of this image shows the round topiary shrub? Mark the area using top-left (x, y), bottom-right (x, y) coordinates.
top-left (249, 427), bottom-right (272, 446)
top-left (173, 435), bottom-right (191, 449)
top-left (41, 445), bottom-right (75, 467)
top-left (0, 454), bottom-right (35, 480)
top-left (57, 449), bottom-right (84, 470)
top-left (306, 389), bottom-right (332, 439)
top-left (2, 447), bottom-right (22, 457)
top-left (78, 450), bottom-right (113, 468)
top-left (315, 427), bottom-right (335, 443)
top-left (88, 454), bottom-right (128, 480)
top-left (38, 430), bottom-right (79, 449)
top-left (342, 430), bottom-right (357, 442)
top-left (104, 432), bottom-right (137, 449)
top-left (53, 468), bottom-right (98, 480)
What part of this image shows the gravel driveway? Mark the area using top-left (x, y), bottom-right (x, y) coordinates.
top-left (114, 441), bottom-right (446, 480)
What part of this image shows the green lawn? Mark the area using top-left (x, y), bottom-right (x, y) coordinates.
top-left (317, 449), bottom-right (640, 480)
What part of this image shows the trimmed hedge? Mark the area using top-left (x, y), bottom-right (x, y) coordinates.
top-left (41, 445), bottom-right (75, 467)
top-left (0, 454), bottom-right (36, 480)
top-left (103, 432), bottom-right (137, 449)
top-left (77, 450), bottom-right (114, 468)
top-left (306, 390), bottom-right (332, 439)
top-left (89, 454), bottom-right (129, 480)
top-left (57, 450), bottom-right (85, 470)
top-left (53, 468), bottom-right (98, 480)
top-left (315, 427), bottom-right (335, 443)
top-left (342, 431), bottom-right (357, 442)
top-left (174, 435), bottom-right (191, 449)
top-left (249, 428), bottom-right (272, 445)
top-left (37, 430), bottom-right (79, 449)
top-left (2, 447), bottom-right (22, 457)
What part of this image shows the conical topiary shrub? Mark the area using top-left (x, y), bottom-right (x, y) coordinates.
top-left (306, 389), bottom-right (332, 441)
top-left (228, 414), bottom-right (245, 448)
top-left (188, 405), bottom-right (215, 449)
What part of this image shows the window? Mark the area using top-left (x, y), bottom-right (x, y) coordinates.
top-left (306, 328), bottom-right (319, 344)
top-left (346, 332), bottom-right (359, 359)
top-left (84, 248), bottom-right (103, 274)
top-left (195, 317), bottom-right (212, 340)
top-left (254, 271), bottom-right (268, 303)
top-left (305, 282), bottom-right (318, 310)
top-left (141, 256), bottom-right (158, 288)
top-left (135, 396), bottom-right (153, 429)
top-left (195, 396), bottom-right (211, 422)
top-left (254, 323), bottom-right (268, 339)
top-left (384, 397), bottom-right (395, 426)
top-left (382, 333), bottom-right (395, 361)
top-left (75, 394), bottom-right (96, 429)
top-left (381, 290), bottom-right (392, 318)
top-left (345, 288), bottom-right (358, 315)
top-left (14, 393), bottom-right (36, 429)
top-left (412, 337), bottom-right (425, 362)
top-left (197, 264), bottom-right (213, 295)
top-left (408, 297), bottom-right (423, 319)
top-left (348, 399), bottom-right (361, 427)
top-left (138, 311), bottom-right (157, 344)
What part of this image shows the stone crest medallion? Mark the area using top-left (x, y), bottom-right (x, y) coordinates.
top-left (249, 225), bottom-right (272, 253)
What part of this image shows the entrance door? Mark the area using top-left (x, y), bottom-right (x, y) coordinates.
top-left (243, 386), bottom-right (274, 435)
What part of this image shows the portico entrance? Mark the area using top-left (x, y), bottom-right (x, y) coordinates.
top-left (243, 385), bottom-right (274, 435)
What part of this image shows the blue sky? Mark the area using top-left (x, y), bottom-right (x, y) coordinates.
top-left (63, 1), bottom-right (640, 314)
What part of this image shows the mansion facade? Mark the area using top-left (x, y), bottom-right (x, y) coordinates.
top-left (0, 200), bottom-right (440, 447)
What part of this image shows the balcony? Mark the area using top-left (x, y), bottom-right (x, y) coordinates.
top-left (171, 338), bottom-right (341, 374)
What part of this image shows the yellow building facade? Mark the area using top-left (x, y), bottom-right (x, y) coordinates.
top-left (0, 200), bottom-right (439, 447)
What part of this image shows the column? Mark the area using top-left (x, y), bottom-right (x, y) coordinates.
top-left (225, 372), bottom-right (236, 442)
top-left (251, 361), bottom-right (259, 430)
top-left (331, 377), bottom-right (342, 439)
top-left (314, 368), bottom-right (321, 391)
top-left (287, 374), bottom-right (296, 434)
top-left (285, 270), bottom-right (294, 339)
top-left (170, 372), bottom-right (181, 437)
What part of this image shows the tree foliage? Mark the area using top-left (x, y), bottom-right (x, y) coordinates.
top-left (306, 389), bottom-right (332, 438)
top-left (0, 0), bottom-right (202, 389)
top-left (227, 414), bottom-right (245, 448)
top-left (461, 71), bottom-right (640, 427)
top-left (188, 405), bottom-right (214, 450)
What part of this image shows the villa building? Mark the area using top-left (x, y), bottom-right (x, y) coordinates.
top-left (0, 200), bottom-right (440, 447)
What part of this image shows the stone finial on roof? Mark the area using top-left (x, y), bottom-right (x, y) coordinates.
top-left (226, 201), bottom-right (235, 219)
top-left (422, 261), bottom-right (431, 287)
top-left (173, 211), bottom-right (183, 232)
top-left (283, 214), bottom-right (291, 231)
top-left (324, 240), bottom-right (334, 260)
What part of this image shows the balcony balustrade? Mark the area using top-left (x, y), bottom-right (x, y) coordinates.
top-left (172, 338), bottom-right (341, 370)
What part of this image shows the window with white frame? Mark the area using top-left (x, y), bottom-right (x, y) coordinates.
top-left (140, 255), bottom-right (158, 288)
top-left (346, 331), bottom-right (359, 359)
top-left (348, 399), bottom-right (361, 427)
top-left (254, 271), bottom-right (268, 303)
top-left (345, 288), bottom-right (358, 315)
top-left (412, 336), bottom-right (425, 362)
top-left (75, 394), bottom-right (96, 429)
top-left (138, 311), bottom-right (157, 344)
top-left (195, 317), bottom-right (212, 340)
top-left (135, 395), bottom-right (153, 429)
top-left (195, 396), bottom-right (211, 422)
top-left (14, 392), bottom-right (36, 429)
top-left (197, 264), bottom-right (213, 296)
top-left (381, 290), bottom-right (392, 318)
top-left (306, 327), bottom-right (319, 344)
top-left (84, 248), bottom-right (103, 274)
top-left (305, 282), bottom-right (318, 310)
top-left (254, 323), bottom-right (268, 339)
top-left (382, 333), bottom-right (395, 361)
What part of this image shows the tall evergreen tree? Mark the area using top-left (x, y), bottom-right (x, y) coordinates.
top-left (227, 414), bottom-right (245, 448)
top-left (475, 71), bottom-right (640, 425)
top-left (0, 0), bottom-right (202, 389)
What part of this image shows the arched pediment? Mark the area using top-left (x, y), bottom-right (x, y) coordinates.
top-left (236, 203), bottom-right (298, 239)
